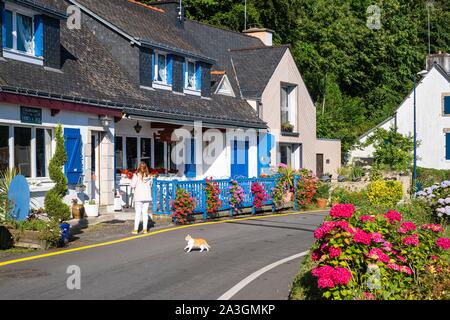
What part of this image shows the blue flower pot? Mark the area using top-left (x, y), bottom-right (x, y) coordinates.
top-left (59, 223), bottom-right (71, 247)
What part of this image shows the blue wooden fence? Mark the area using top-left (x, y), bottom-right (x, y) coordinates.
top-left (152, 176), bottom-right (283, 219)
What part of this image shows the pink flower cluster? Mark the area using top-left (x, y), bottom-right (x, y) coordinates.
top-left (353, 228), bottom-right (371, 245)
top-left (313, 220), bottom-right (350, 239)
top-left (402, 234), bottom-right (419, 246)
top-left (329, 204), bottom-right (356, 219)
top-left (367, 248), bottom-right (391, 263)
top-left (421, 224), bottom-right (444, 233)
top-left (371, 232), bottom-right (384, 243)
top-left (436, 237), bottom-right (450, 250)
top-left (329, 246), bottom-right (342, 258)
top-left (312, 266), bottom-right (352, 288)
top-left (398, 221), bottom-right (417, 234)
top-left (384, 210), bottom-right (402, 223)
top-left (360, 215), bottom-right (376, 222)
top-left (387, 263), bottom-right (412, 275)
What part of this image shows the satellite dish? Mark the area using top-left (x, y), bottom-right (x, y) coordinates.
top-left (8, 175), bottom-right (30, 221)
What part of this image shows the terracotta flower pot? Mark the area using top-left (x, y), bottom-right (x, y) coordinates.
top-left (316, 198), bottom-right (328, 209)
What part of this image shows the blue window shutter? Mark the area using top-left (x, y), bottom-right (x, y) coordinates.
top-left (182, 59), bottom-right (186, 88)
top-left (64, 128), bottom-right (83, 185)
top-left (151, 50), bottom-right (155, 81)
top-left (446, 133), bottom-right (450, 160)
top-left (167, 54), bottom-right (173, 85)
top-left (185, 139), bottom-right (196, 178)
top-left (2, 8), bottom-right (12, 49)
top-left (34, 15), bottom-right (44, 57)
top-left (195, 62), bottom-right (202, 91)
top-left (444, 96), bottom-right (450, 115)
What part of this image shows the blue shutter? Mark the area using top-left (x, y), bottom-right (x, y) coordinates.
top-left (64, 128), bottom-right (83, 185)
top-left (444, 96), bottom-right (450, 115)
top-left (2, 8), bottom-right (12, 49)
top-left (151, 50), bottom-right (155, 81)
top-left (182, 59), bottom-right (186, 88)
top-left (185, 139), bottom-right (196, 178)
top-left (446, 133), bottom-right (450, 160)
top-left (195, 62), bottom-right (202, 91)
top-left (167, 54), bottom-right (173, 85)
top-left (34, 15), bottom-right (44, 57)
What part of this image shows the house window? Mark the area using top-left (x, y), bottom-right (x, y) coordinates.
top-left (186, 61), bottom-right (196, 90)
top-left (2, 4), bottom-right (43, 65)
top-left (279, 144), bottom-right (292, 167)
top-left (280, 85), bottom-right (297, 131)
top-left (35, 128), bottom-right (52, 177)
top-left (154, 140), bottom-right (165, 169)
top-left (156, 53), bottom-right (167, 83)
top-left (126, 137), bottom-right (138, 170)
top-left (14, 127), bottom-right (31, 177)
top-left (0, 126), bottom-right (9, 172)
top-left (446, 133), bottom-right (450, 160)
top-left (444, 96), bottom-right (450, 115)
top-left (140, 138), bottom-right (152, 169)
top-left (115, 136), bottom-right (123, 172)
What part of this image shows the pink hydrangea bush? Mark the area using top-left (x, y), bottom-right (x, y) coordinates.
top-left (309, 204), bottom-right (450, 300)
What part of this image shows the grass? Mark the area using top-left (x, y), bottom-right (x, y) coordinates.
top-left (289, 254), bottom-right (321, 300)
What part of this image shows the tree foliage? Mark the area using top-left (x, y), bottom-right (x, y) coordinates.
top-left (142, 0), bottom-right (450, 159)
top-left (44, 124), bottom-right (70, 223)
top-left (364, 127), bottom-right (414, 172)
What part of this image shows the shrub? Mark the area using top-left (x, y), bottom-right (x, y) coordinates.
top-left (171, 188), bottom-right (196, 224)
top-left (307, 204), bottom-right (450, 300)
top-left (315, 182), bottom-right (331, 200)
top-left (277, 164), bottom-right (295, 191)
top-left (367, 180), bottom-right (403, 207)
top-left (229, 180), bottom-right (245, 215)
top-left (251, 182), bottom-right (268, 209)
top-left (331, 187), bottom-right (369, 207)
top-left (0, 168), bottom-right (17, 222)
top-left (295, 173), bottom-right (317, 209)
top-left (272, 180), bottom-right (287, 209)
top-left (417, 167), bottom-right (450, 188)
top-left (204, 178), bottom-right (222, 215)
top-left (44, 125), bottom-right (70, 223)
top-left (416, 181), bottom-right (450, 220)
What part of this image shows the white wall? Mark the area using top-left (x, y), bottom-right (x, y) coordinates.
top-left (350, 66), bottom-right (450, 170)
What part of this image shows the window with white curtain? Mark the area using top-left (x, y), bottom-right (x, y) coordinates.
top-left (3, 9), bottom-right (35, 55)
top-left (156, 53), bottom-right (167, 83)
top-left (186, 60), bottom-right (196, 90)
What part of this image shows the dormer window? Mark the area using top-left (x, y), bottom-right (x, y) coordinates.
top-left (186, 60), bottom-right (196, 90)
top-left (156, 53), bottom-right (167, 83)
top-left (152, 51), bottom-right (172, 90)
top-left (2, 3), bottom-right (44, 65)
top-left (184, 59), bottom-right (201, 96)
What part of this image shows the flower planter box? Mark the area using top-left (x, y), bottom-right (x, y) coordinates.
top-left (8, 228), bottom-right (49, 250)
top-left (316, 198), bottom-right (328, 209)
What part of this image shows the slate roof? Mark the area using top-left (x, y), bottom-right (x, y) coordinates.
top-left (0, 0), bottom-right (266, 128)
top-left (69, 0), bottom-right (211, 61)
top-left (230, 46), bottom-right (289, 99)
top-left (5, 0), bottom-right (67, 18)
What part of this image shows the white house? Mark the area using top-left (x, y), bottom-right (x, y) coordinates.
top-left (350, 53), bottom-right (450, 170)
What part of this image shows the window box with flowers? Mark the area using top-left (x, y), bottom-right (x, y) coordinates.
top-left (281, 122), bottom-right (294, 133)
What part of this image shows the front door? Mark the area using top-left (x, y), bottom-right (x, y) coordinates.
top-left (316, 153), bottom-right (324, 178)
top-left (91, 133), bottom-right (100, 202)
top-left (231, 140), bottom-right (249, 178)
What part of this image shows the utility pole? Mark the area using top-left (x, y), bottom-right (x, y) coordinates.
top-left (244, 0), bottom-right (247, 30)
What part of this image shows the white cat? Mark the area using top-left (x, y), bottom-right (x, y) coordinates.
top-left (184, 234), bottom-right (211, 253)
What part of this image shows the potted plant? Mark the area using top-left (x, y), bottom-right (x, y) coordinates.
top-left (44, 124), bottom-right (71, 246)
top-left (75, 182), bottom-right (86, 193)
top-left (84, 199), bottom-right (99, 217)
top-left (281, 122), bottom-right (294, 133)
top-left (337, 167), bottom-right (347, 182)
top-left (272, 181), bottom-right (287, 210)
top-left (315, 181), bottom-right (330, 209)
top-left (351, 166), bottom-right (364, 182)
top-left (277, 164), bottom-right (295, 200)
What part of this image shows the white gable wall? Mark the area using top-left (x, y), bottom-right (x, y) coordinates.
top-left (350, 66), bottom-right (450, 170)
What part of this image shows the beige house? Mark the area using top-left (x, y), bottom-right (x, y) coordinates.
top-left (231, 28), bottom-right (341, 176)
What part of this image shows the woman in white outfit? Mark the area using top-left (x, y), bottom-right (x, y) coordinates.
top-left (131, 162), bottom-right (154, 234)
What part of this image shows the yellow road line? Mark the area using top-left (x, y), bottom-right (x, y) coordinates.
top-left (0, 210), bottom-right (325, 268)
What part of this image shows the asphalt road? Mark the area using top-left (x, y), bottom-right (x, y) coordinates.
top-left (0, 212), bottom-right (326, 300)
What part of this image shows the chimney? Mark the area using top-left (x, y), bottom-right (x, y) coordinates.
top-left (426, 52), bottom-right (450, 73)
top-left (243, 27), bottom-right (274, 47)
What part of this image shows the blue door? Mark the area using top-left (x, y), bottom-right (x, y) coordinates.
top-left (185, 139), bottom-right (196, 178)
top-left (231, 140), bottom-right (249, 178)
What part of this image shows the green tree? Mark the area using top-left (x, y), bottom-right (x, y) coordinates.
top-left (44, 124), bottom-right (70, 223)
top-left (363, 127), bottom-right (414, 172)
